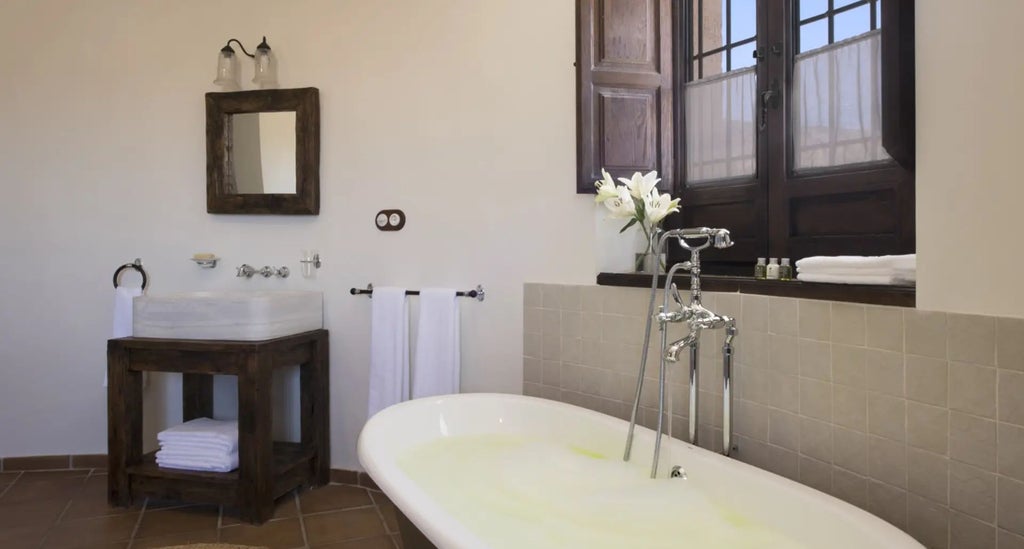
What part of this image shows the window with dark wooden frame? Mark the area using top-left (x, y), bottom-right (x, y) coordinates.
top-left (578, 0), bottom-right (915, 276)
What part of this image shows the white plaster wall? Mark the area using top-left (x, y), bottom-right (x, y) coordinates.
top-left (0, 0), bottom-right (595, 467)
top-left (915, 0), bottom-right (1024, 318)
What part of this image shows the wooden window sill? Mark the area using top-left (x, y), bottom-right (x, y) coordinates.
top-left (596, 273), bottom-right (915, 308)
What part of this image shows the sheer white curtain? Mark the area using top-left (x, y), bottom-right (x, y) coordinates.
top-left (793, 29), bottom-right (889, 170)
top-left (685, 66), bottom-right (757, 182)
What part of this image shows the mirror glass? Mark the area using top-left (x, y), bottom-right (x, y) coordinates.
top-left (230, 112), bottom-right (296, 194)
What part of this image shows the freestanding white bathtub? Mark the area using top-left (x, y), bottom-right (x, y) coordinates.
top-left (358, 393), bottom-right (923, 549)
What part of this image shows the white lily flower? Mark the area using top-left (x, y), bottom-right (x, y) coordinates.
top-left (618, 170), bottom-right (661, 200)
top-left (604, 187), bottom-right (636, 219)
top-left (644, 189), bottom-right (681, 224)
top-left (593, 169), bottom-right (619, 203)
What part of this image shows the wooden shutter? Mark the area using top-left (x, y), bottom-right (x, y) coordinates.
top-left (881, 0), bottom-right (915, 171)
top-left (577, 0), bottom-right (674, 194)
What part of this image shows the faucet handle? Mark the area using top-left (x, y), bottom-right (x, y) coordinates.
top-left (670, 283), bottom-right (685, 307)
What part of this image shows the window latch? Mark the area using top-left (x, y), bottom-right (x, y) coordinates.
top-left (759, 84), bottom-right (780, 131)
top-left (752, 44), bottom-right (782, 61)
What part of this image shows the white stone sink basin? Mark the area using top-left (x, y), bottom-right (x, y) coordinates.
top-left (132, 290), bottom-right (323, 341)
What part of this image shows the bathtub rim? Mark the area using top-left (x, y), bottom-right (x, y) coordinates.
top-left (357, 392), bottom-right (923, 549)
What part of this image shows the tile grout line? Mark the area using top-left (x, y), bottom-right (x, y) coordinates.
top-left (368, 492), bottom-right (398, 548)
top-left (126, 497), bottom-right (150, 549)
top-left (294, 490), bottom-right (311, 549)
top-left (0, 470), bottom-right (23, 499)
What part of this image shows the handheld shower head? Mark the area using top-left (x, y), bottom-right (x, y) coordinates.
top-left (713, 229), bottom-right (733, 249)
top-left (671, 227), bottom-right (734, 251)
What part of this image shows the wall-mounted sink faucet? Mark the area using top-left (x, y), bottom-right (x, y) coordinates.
top-left (236, 264), bottom-right (289, 278)
top-left (623, 227), bottom-right (738, 478)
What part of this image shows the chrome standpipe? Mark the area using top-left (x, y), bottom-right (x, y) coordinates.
top-left (722, 323), bottom-right (737, 456)
top-left (623, 227), bottom-right (737, 478)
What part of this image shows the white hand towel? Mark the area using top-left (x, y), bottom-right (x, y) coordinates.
top-left (107, 286), bottom-right (143, 386)
top-left (795, 254), bottom-right (915, 272)
top-left (368, 287), bottom-right (410, 417)
top-left (797, 272), bottom-right (916, 286)
top-left (157, 418), bottom-right (238, 450)
top-left (112, 286), bottom-right (142, 338)
top-left (412, 288), bottom-right (461, 399)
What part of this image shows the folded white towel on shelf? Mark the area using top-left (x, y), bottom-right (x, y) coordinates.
top-left (154, 444), bottom-right (234, 460)
top-left (155, 439), bottom-right (236, 454)
top-left (368, 287), bottom-right (410, 418)
top-left (155, 451), bottom-right (239, 473)
top-left (796, 272), bottom-right (916, 286)
top-left (795, 254), bottom-right (916, 272)
top-left (412, 288), bottom-right (461, 399)
top-left (157, 418), bottom-right (238, 451)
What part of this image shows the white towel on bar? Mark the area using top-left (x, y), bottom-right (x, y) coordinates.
top-left (796, 272), bottom-right (916, 286)
top-left (368, 287), bottom-right (410, 417)
top-left (157, 418), bottom-right (238, 450)
top-left (795, 254), bottom-right (916, 272)
top-left (156, 451), bottom-right (239, 473)
top-left (412, 288), bottom-right (461, 399)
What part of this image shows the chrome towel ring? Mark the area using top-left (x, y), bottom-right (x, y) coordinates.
top-left (112, 258), bottom-right (148, 290)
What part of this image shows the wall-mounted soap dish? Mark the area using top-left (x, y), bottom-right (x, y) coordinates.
top-left (190, 256), bottom-right (220, 269)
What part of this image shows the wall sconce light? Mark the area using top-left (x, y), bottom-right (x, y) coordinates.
top-left (213, 36), bottom-right (278, 91)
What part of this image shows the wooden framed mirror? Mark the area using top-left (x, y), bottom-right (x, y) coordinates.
top-left (206, 87), bottom-right (320, 215)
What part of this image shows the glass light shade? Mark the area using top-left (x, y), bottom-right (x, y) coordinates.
top-left (213, 49), bottom-right (241, 91)
top-left (252, 49), bottom-right (278, 89)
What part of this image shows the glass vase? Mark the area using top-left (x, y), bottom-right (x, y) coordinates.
top-left (634, 228), bottom-right (666, 273)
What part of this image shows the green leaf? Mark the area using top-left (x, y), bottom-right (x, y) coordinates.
top-left (619, 218), bottom-right (638, 233)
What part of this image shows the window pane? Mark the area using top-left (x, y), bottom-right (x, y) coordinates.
top-left (705, 52), bottom-right (725, 77)
top-left (699, 0), bottom-right (725, 55)
top-left (731, 0), bottom-right (757, 42)
top-left (799, 0), bottom-right (828, 21)
top-left (834, 0), bottom-right (861, 7)
top-left (731, 42), bottom-right (757, 70)
top-left (792, 31), bottom-right (891, 170)
top-left (834, 5), bottom-right (871, 42)
top-left (799, 20), bottom-right (828, 53)
top-left (875, 0), bottom-right (882, 29)
top-left (686, 67), bottom-right (757, 182)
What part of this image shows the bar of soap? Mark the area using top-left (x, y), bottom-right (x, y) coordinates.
top-left (193, 253), bottom-right (216, 260)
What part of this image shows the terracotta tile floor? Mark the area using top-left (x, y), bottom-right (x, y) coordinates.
top-left (0, 469), bottom-right (403, 549)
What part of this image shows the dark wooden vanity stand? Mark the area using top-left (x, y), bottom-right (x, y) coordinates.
top-left (107, 329), bottom-right (329, 524)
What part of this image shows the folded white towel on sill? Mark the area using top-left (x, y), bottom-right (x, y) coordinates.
top-left (795, 254), bottom-right (916, 272)
top-left (796, 272), bottom-right (916, 286)
top-left (795, 267), bottom-right (916, 279)
top-left (156, 450), bottom-right (239, 473)
top-left (157, 418), bottom-right (238, 451)
top-left (412, 288), bottom-right (461, 399)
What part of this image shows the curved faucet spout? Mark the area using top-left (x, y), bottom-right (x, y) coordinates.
top-left (665, 331), bottom-right (699, 363)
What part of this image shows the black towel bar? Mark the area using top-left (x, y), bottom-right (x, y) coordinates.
top-left (349, 284), bottom-right (485, 302)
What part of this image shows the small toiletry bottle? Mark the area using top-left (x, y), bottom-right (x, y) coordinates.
top-left (766, 258), bottom-right (780, 280)
top-left (754, 257), bottom-right (767, 279)
top-left (779, 258), bottom-right (793, 281)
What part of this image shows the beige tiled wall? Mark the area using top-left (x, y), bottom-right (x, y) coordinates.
top-left (523, 283), bottom-right (1024, 549)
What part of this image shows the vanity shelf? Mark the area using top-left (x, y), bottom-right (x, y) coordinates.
top-left (107, 329), bottom-right (329, 524)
